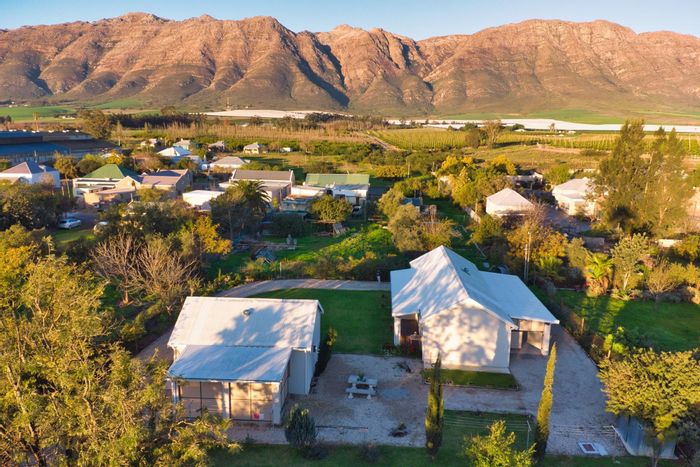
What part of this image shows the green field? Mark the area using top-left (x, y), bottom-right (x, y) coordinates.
top-left (252, 289), bottom-right (392, 355)
top-left (92, 98), bottom-right (147, 110)
top-left (1, 105), bottom-right (74, 121)
top-left (555, 290), bottom-right (700, 351)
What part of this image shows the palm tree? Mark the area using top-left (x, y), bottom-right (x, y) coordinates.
top-left (586, 253), bottom-right (613, 295)
top-left (232, 180), bottom-right (270, 232)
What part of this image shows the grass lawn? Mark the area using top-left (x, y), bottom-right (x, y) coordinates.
top-left (210, 409), bottom-right (669, 466)
top-left (421, 368), bottom-right (519, 390)
top-left (555, 290), bottom-right (700, 351)
top-left (1, 105), bottom-right (74, 121)
top-left (51, 227), bottom-right (94, 249)
top-left (251, 289), bottom-right (392, 355)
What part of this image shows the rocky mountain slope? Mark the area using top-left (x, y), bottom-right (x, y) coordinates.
top-left (1, 13), bottom-right (699, 115)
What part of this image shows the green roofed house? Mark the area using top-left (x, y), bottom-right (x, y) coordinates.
top-left (304, 173), bottom-right (370, 206)
top-left (73, 164), bottom-right (141, 202)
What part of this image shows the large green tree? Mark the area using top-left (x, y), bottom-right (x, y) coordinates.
top-left (211, 181), bottom-right (270, 240)
top-left (600, 350), bottom-right (700, 467)
top-left (611, 233), bottom-right (651, 293)
top-left (78, 109), bottom-right (113, 140)
top-left (0, 255), bottom-right (238, 465)
top-left (595, 121), bottom-right (692, 235)
top-left (310, 195), bottom-right (352, 224)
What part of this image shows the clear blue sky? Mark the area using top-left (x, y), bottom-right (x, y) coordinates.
top-left (2, 0), bottom-right (699, 38)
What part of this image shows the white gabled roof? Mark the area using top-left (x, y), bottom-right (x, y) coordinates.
top-left (168, 345), bottom-right (291, 383)
top-left (552, 178), bottom-right (594, 199)
top-left (168, 296), bottom-right (322, 351)
top-left (211, 156), bottom-right (247, 167)
top-left (158, 146), bottom-right (191, 157)
top-left (486, 188), bottom-right (533, 210)
top-left (391, 246), bottom-right (557, 326)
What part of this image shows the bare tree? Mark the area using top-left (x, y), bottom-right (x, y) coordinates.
top-left (92, 234), bottom-right (141, 304)
top-left (134, 236), bottom-right (198, 312)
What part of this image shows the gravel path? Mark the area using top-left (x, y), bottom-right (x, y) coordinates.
top-left (444, 326), bottom-right (625, 456)
top-left (136, 279), bottom-right (390, 362)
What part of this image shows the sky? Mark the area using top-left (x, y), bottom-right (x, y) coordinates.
top-left (1, 0), bottom-right (699, 38)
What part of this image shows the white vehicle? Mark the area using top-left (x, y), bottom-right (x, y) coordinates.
top-left (57, 218), bottom-right (82, 229)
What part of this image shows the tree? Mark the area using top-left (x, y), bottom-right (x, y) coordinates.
top-left (0, 182), bottom-right (67, 229)
top-left (595, 121), bottom-right (692, 234)
top-left (611, 233), bottom-right (651, 293)
top-left (270, 212), bottom-right (309, 237)
top-left (482, 120), bottom-right (502, 148)
top-left (425, 355), bottom-right (444, 457)
top-left (92, 233), bottom-right (140, 304)
top-left (535, 344), bottom-right (557, 460)
top-left (138, 187), bottom-right (168, 202)
top-left (53, 155), bottom-right (79, 179)
top-left (464, 127), bottom-right (482, 148)
top-left (471, 214), bottom-right (508, 266)
top-left (310, 195), bottom-right (352, 224)
top-left (546, 164), bottom-right (573, 186)
top-left (211, 181), bottom-right (269, 240)
top-left (284, 405), bottom-right (318, 452)
top-left (178, 216), bottom-right (232, 270)
top-left (422, 211), bottom-right (459, 249)
top-left (585, 253), bottom-right (613, 295)
top-left (488, 155), bottom-right (517, 175)
top-left (377, 187), bottom-right (405, 218)
top-left (78, 109), bottom-right (113, 140)
top-left (77, 154), bottom-right (105, 176)
top-left (646, 260), bottom-right (682, 303)
top-left (465, 420), bottom-right (534, 467)
top-left (134, 236), bottom-right (197, 313)
top-left (160, 105), bottom-right (178, 116)
top-left (314, 328), bottom-right (337, 377)
top-left (387, 204), bottom-right (424, 252)
top-left (600, 350), bottom-right (700, 467)
top-left (0, 256), bottom-right (238, 465)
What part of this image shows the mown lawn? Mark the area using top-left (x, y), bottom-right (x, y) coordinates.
top-left (421, 368), bottom-right (519, 390)
top-left (251, 289), bottom-right (392, 355)
top-left (210, 409), bottom-right (668, 466)
top-left (51, 228), bottom-right (94, 249)
top-left (555, 290), bottom-right (700, 351)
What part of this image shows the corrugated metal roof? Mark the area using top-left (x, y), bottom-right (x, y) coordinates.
top-left (0, 142), bottom-right (68, 156)
top-left (486, 188), bottom-right (533, 209)
top-left (168, 345), bottom-right (291, 382)
top-left (2, 161), bottom-right (57, 175)
top-left (305, 173), bottom-right (370, 186)
top-left (391, 246), bottom-right (557, 326)
top-left (168, 296), bottom-right (321, 351)
top-left (231, 169), bottom-right (294, 182)
top-left (81, 164), bottom-right (139, 180)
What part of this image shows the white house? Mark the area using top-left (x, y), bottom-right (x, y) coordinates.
top-left (243, 142), bottom-right (267, 154)
top-left (391, 246), bottom-right (558, 373)
top-left (167, 296), bottom-right (323, 424)
top-left (158, 146), bottom-right (203, 166)
top-left (182, 190), bottom-right (224, 211)
top-left (485, 188), bottom-right (534, 217)
top-left (552, 178), bottom-right (598, 216)
top-left (209, 156), bottom-right (250, 171)
top-left (0, 161), bottom-right (60, 187)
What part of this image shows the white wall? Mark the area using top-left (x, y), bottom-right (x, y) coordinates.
top-left (421, 304), bottom-right (513, 373)
top-left (288, 349), bottom-right (312, 394)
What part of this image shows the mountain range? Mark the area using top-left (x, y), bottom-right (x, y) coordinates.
top-left (1, 13), bottom-right (699, 116)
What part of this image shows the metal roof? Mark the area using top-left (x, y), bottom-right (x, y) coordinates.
top-left (231, 169), bottom-right (294, 182)
top-left (168, 345), bottom-right (291, 383)
top-left (80, 164), bottom-right (139, 180)
top-left (305, 173), bottom-right (370, 186)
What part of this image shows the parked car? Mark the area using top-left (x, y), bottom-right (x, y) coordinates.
top-left (57, 218), bottom-right (82, 229)
top-left (93, 221), bottom-right (109, 233)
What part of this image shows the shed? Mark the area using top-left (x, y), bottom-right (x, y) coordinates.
top-left (167, 297), bottom-right (323, 424)
top-left (485, 188), bottom-right (534, 217)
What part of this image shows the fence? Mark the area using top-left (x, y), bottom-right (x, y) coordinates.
top-left (444, 411), bottom-right (533, 450)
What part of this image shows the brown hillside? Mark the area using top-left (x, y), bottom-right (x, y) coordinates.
top-left (1, 14), bottom-right (699, 115)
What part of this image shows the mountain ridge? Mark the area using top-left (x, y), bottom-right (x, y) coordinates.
top-left (1, 13), bottom-right (699, 116)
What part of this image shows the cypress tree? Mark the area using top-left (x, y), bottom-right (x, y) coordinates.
top-left (425, 354), bottom-right (444, 457)
top-left (535, 343), bottom-right (557, 459)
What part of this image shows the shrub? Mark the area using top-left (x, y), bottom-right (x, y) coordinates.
top-left (425, 355), bottom-right (444, 457)
top-left (284, 405), bottom-right (317, 451)
top-left (304, 441), bottom-right (330, 460)
top-left (270, 213), bottom-right (309, 237)
top-left (535, 344), bottom-right (557, 459)
top-left (314, 328), bottom-right (337, 377)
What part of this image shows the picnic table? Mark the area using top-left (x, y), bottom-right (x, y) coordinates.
top-left (346, 375), bottom-right (378, 399)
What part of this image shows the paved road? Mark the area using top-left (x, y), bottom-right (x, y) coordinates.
top-left (136, 279), bottom-right (390, 362)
